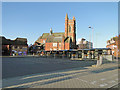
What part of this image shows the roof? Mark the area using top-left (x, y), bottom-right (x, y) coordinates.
top-left (69, 49), bottom-right (78, 51)
top-left (78, 48), bottom-right (111, 51)
top-left (107, 40), bottom-right (110, 43)
top-left (1, 36), bottom-right (13, 45)
top-left (40, 32), bottom-right (64, 39)
top-left (108, 36), bottom-right (118, 42)
top-left (52, 32), bottom-right (64, 37)
top-left (41, 33), bottom-right (49, 39)
top-left (46, 35), bottom-right (63, 43)
top-left (36, 32), bottom-right (65, 43)
top-left (112, 37), bottom-right (118, 41)
top-left (35, 31), bottom-right (72, 43)
top-left (1, 36), bottom-right (28, 45)
top-left (92, 48), bottom-right (111, 50)
top-left (45, 32), bottom-right (71, 43)
top-left (15, 38), bottom-right (27, 42)
top-left (46, 35), bottom-right (54, 43)
top-left (53, 37), bottom-right (62, 42)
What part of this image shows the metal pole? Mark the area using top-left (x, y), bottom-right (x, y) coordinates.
top-left (89, 26), bottom-right (94, 49)
top-left (92, 28), bottom-right (94, 48)
top-left (89, 32), bottom-right (91, 49)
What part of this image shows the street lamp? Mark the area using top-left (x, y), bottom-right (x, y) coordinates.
top-left (89, 26), bottom-right (94, 48)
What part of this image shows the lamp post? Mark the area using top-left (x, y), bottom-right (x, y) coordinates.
top-left (88, 26), bottom-right (94, 49)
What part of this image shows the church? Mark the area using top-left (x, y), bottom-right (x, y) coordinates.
top-left (34, 14), bottom-right (76, 51)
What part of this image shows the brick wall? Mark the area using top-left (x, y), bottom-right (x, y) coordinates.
top-left (106, 35), bottom-right (120, 57)
top-left (45, 42), bottom-right (70, 51)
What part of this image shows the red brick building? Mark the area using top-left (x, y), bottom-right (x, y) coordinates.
top-left (106, 35), bottom-right (120, 57)
top-left (1, 36), bottom-right (28, 56)
top-left (34, 14), bottom-right (76, 51)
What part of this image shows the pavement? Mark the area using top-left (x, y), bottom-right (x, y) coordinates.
top-left (2, 57), bottom-right (119, 89)
top-left (1, 55), bottom-right (38, 58)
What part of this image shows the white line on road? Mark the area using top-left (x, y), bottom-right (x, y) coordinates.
top-left (21, 70), bottom-right (86, 80)
top-left (4, 71), bottom-right (82, 88)
top-left (76, 78), bottom-right (88, 83)
top-left (100, 78), bottom-right (106, 81)
top-left (113, 74), bottom-right (118, 76)
top-left (108, 80), bottom-right (116, 83)
top-left (99, 83), bottom-right (108, 87)
top-left (91, 81), bottom-right (97, 84)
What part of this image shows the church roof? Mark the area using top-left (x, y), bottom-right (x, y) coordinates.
top-left (38, 32), bottom-right (64, 39)
top-left (41, 33), bottom-right (49, 39)
top-left (36, 32), bottom-right (65, 43)
top-left (35, 32), bottom-right (71, 43)
top-left (46, 36), bottom-right (63, 43)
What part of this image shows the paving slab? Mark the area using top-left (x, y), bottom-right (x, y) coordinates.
top-left (2, 62), bottom-right (118, 89)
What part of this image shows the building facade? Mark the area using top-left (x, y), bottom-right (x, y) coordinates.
top-left (34, 14), bottom-right (76, 51)
top-left (77, 38), bottom-right (93, 49)
top-left (1, 36), bottom-right (28, 56)
top-left (106, 35), bottom-right (120, 57)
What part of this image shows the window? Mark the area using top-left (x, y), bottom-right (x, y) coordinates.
top-left (59, 43), bottom-right (61, 47)
top-left (20, 46), bottom-right (22, 49)
top-left (12, 46), bottom-right (14, 49)
top-left (53, 43), bottom-right (57, 47)
top-left (43, 40), bottom-right (45, 43)
top-left (15, 46), bottom-right (17, 49)
top-left (69, 25), bottom-right (71, 32)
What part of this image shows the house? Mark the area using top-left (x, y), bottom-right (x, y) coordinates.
top-left (1, 36), bottom-right (28, 56)
top-left (106, 35), bottom-right (120, 58)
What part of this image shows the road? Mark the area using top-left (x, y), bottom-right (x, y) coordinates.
top-left (2, 57), bottom-right (97, 79)
top-left (2, 57), bottom-right (119, 89)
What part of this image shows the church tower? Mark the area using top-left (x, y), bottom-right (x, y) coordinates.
top-left (65, 13), bottom-right (68, 38)
top-left (65, 14), bottom-right (76, 47)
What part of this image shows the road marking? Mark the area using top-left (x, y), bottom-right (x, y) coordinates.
top-left (60, 73), bottom-right (66, 75)
top-left (21, 69), bottom-right (86, 80)
top-left (91, 81), bottom-right (97, 84)
top-left (114, 74), bottom-right (118, 76)
top-left (100, 78), bottom-right (106, 81)
top-left (76, 78), bottom-right (88, 83)
top-left (99, 83), bottom-right (108, 87)
top-left (4, 71), bottom-right (82, 88)
top-left (80, 79), bottom-right (88, 83)
top-left (102, 72), bottom-right (118, 80)
top-left (108, 80), bottom-right (116, 83)
top-left (21, 74), bottom-right (48, 80)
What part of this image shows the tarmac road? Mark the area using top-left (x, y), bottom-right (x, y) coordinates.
top-left (2, 58), bottom-right (118, 88)
top-left (2, 57), bottom-right (99, 79)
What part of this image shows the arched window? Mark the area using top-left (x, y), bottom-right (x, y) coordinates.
top-left (69, 25), bottom-right (71, 32)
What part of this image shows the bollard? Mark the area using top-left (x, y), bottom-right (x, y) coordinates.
top-left (92, 55), bottom-right (103, 67)
top-left (82, 52), bottom-right (84, 59)
top-left (99, 55), bottom-right (103, 65)
top-left (97, 55), bottom-right (103, 66)
top-left (54, 53), bottom-right (55, 59)
top-left (62, 54), bottom-right (65, 59)
top-left (71, 54), bottom-right (74, 59)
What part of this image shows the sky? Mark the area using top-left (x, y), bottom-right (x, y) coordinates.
top-left (2, 2), bottom-right (118, 48)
